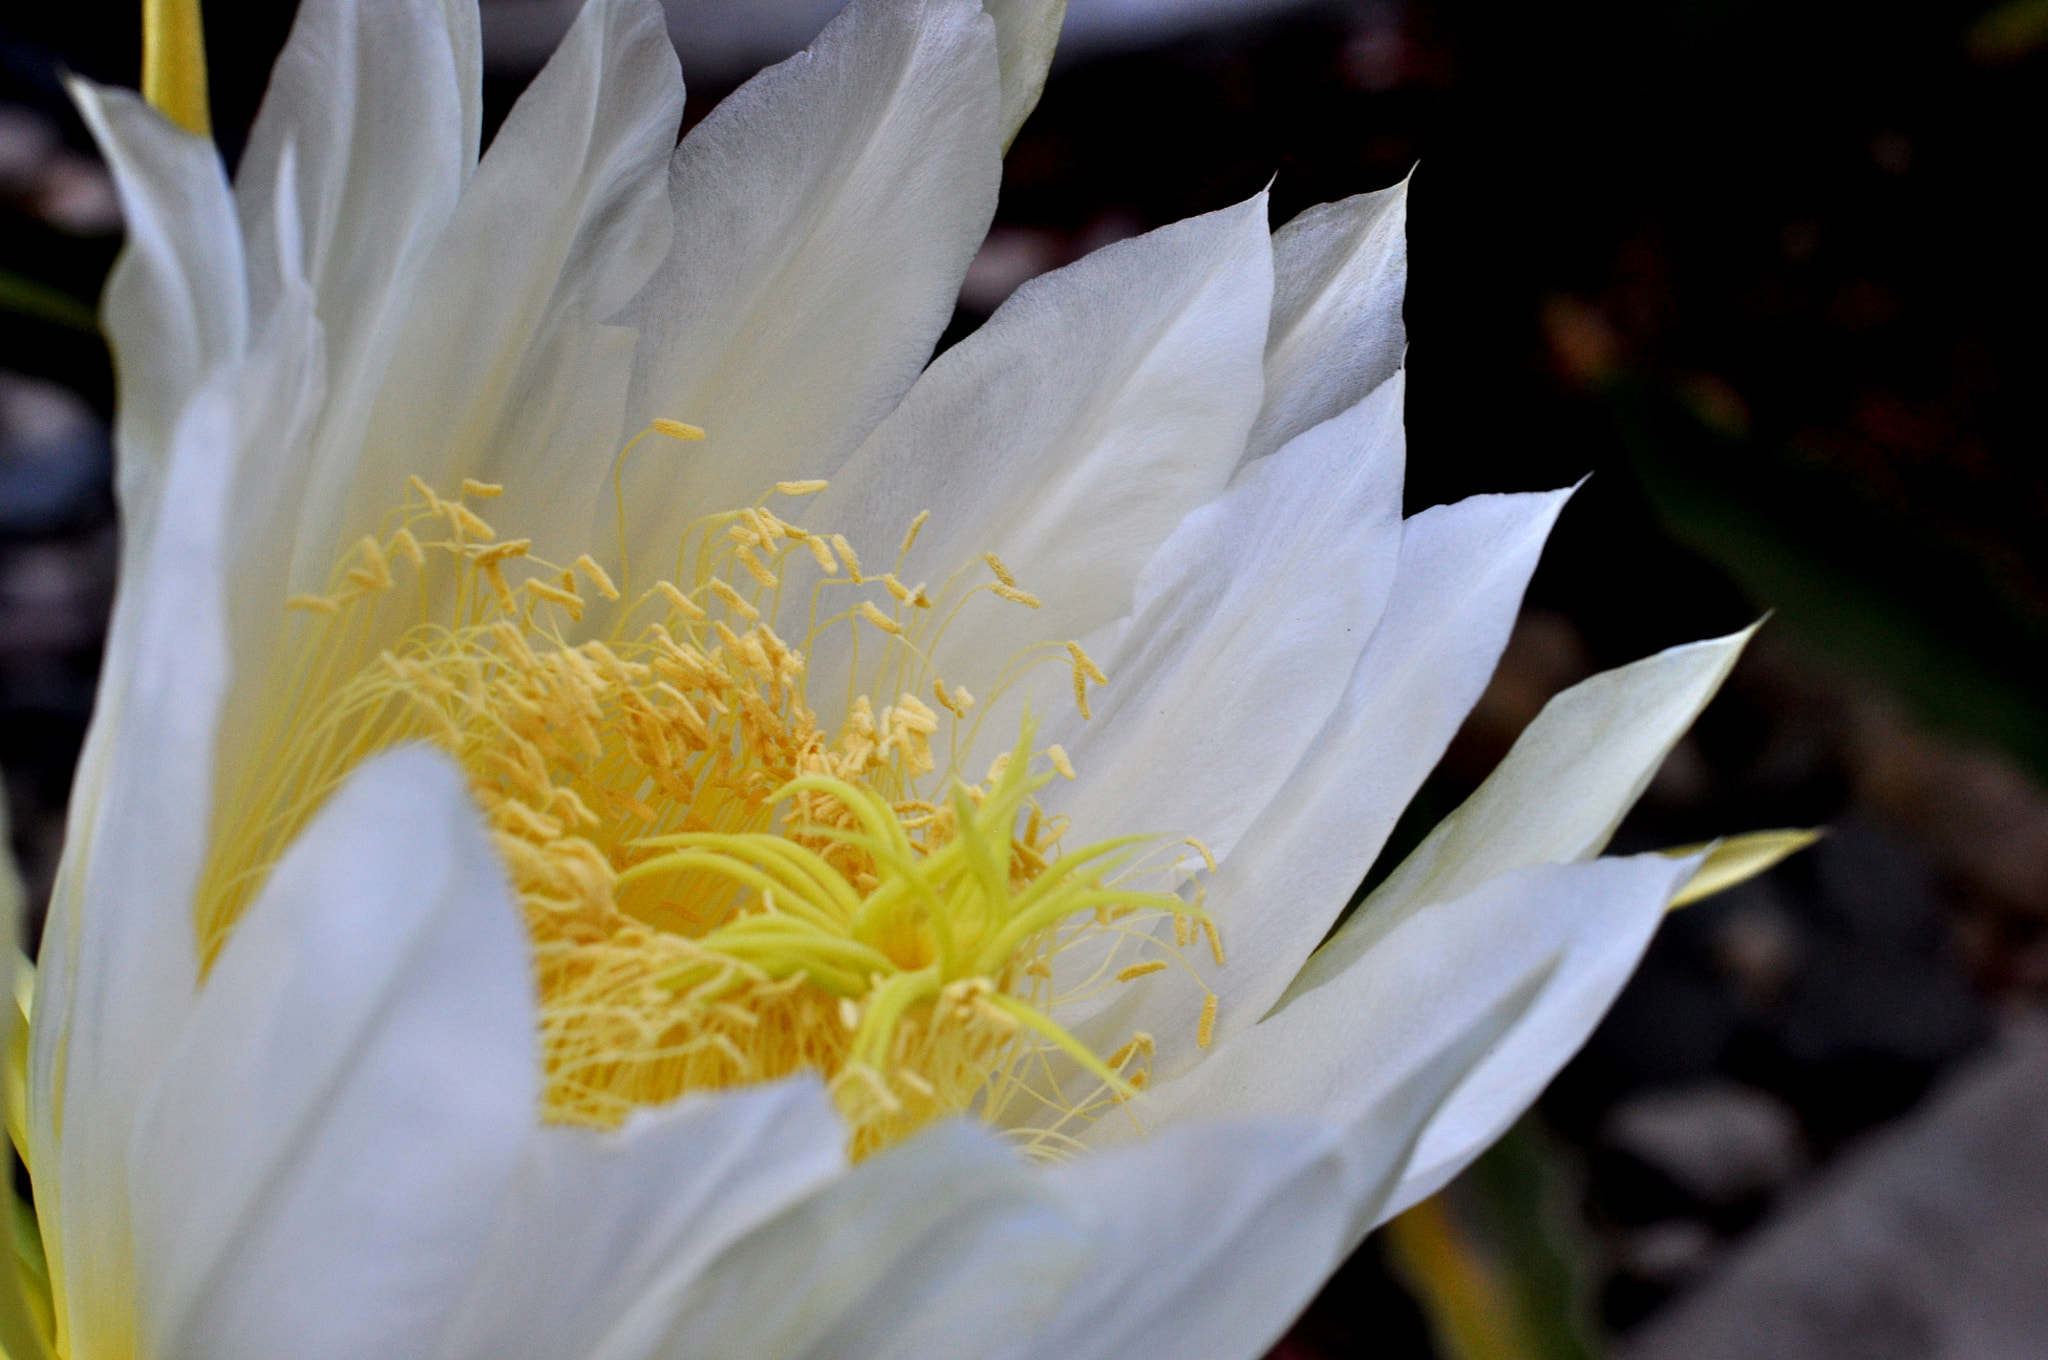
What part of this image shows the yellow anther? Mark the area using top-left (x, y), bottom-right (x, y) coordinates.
top-left (524, 577), bottom-right (585, 618)
top-left (900, 509), bottom-right (930, 557)
top-left (1068, 642), bottom-right (1108, 685)
top-left (1202, 919), bottom-right (1225, 967)
top-left (831, 534), bottom-right (864, 582)
top-left (461, 478), bottom-right (506, 499)
top-left (652, 419), bottom-right (707, 441)
top-left (982, 552), bottom-right (1018, 587)
top-left (447, 503), bottom-right (496, 541)
top-left (210, 485), bottom-right (1216, 1164)
top-left (1115, 960), bottom-right (1169, 983)
top-left (1185, 836), bottom-right (1218, 873)
top-left (776, 479), bottom-right (829, 496)
top-left (807, 536), bottom-right (839, 573)
top-left (286, 593), bottom-right (339, 614)
top-left (573, 555), bottom-right (621, 601)
top-left (1106, 1032), bottom-right (1155, 1068)
top-left (1198, 994), bottom-right (1218, 1047)
top-left (992, 584), bottom-right (1042, 609)
top-left (407, 475), bottom-right (445, 512)
top-left (856, 601), bottom-right (904, 636)
top-left (656, 580), bottom-right (708, 620)
top-left (708, 577), bottom-right (759, 621)
top-left (468, 538), bottom-right (532, 567)
top-left (736, 546), bottom-right (778, 588)
top-left (1046, 745), bottom-right (1076, 779)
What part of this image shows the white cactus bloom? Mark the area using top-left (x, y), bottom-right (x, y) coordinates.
top-left (2, 0), bottom-right (1782, 1357)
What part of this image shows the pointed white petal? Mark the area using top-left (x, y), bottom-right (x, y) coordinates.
top-left (984, 0), bottom-right (1067, 148)
top-left (820, 193), bottom-right (1274, 709)
top-left (129, 748), bottom-right (535, 1360)
top-left (1131, 855), bottom-right (1693, 1237)
top-left (1384, 855), bottom-right (1701, 1214)
top-left (1065, 488), bottom-right (1567, 1072)
top-left (434, 1081), bottom-right (847, 1360)
top-left (1288, 624), bottom-right (1755, 1006)
top-left (67, 81), bottom-right (245, 550)
top-left (308, 0), bottom-right (681, 582)
top-left (233, 0), bottom-right (478, 348)
top-left (647, 1121), bottom-right (1084, 1360)
top-left (1002, 1121), bottom-right (1358, 1360)
top-left (28, 374), bottom-right (248, 1360)
top-left (1044, 375), bottom-right (1404, 861)
top-left (1245, 180), bottom-right (1407, 466)
top-left (620, 0), bottom-right (1003, 540)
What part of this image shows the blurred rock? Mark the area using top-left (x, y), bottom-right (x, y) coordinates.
top-left (1615, 1219), bottom-right (1719, 1286)
top-left (1624, 1019), bottom-right (2048, 1360)
top-left (1602, 1081), bottom-right (1805, 1207)
top-left (0, 371), bottom-right (112, 535)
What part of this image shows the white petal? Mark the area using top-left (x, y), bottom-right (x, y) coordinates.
top-left (647, 1120), bottom-right (1085, 1360)
top-left (67, 81), bottom-right (245, 550)
top-left (1288, 624), bottom-right (1754, 1007)
top-left (129, 747), bottom-right (535, 1360)
top-left (1044, 374), bottom-right (1404, 859)
top-left (1244, 179), bottom-right (1407, 467)
top-left (233, 0), bottom-right (478, 350)
top-left (1002, 1121), bottom-right (1359, 1360)
top-left (308, 0), bottom-right (681, 583)
top-left (820, 193), bottom-right (1274, 709)
top-left (29, 376), bottom-right (247, 1360)
top-left (984, 0), bottom-right (1067, 148)
top-left (434, 1080), bottom-right (847, 1360)
top-left (619, 0), bottom-right (1003, 540)
top-left (1065, 488), bottom-right (1567, 1071)
top-left (1385, 857), bottom-right (1700, 1214)
top-left (1132, 855), bottom-right (1693, 1237)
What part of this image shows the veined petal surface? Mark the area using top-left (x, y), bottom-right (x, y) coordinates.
top-left (29, 372), bottom-right (247, 1360)
top-left (68, 83), bottom-right (246, 551)
top-left (1246, 179), bottom-right (1408, 467)
top-left (128, 748), bottom-right (534, 1360)
top-left (642, 1121), bottom-right (1082, 1360)
top-left (434, 1081), bottom-right (847, 1360)
top-left (1287, 624), bottom-right (1753, 1004)
top-left (1128, 855), bottom-right (1694, 1235)
top-left (620, 0), bottom-right (1004, 544)
top-left (233, 0), bottom-right (479, 360)
top-left (319, 0), bottom-right (681, 581)
top-left (1067, 487), bottom-right (1568, 1069)
top-left (818, 193), bottom-right (1274, 709)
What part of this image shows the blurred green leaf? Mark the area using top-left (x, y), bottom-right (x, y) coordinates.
top-left (0, 270), bottom-right (98, 334)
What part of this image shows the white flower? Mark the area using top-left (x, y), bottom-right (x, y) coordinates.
top-left (1, 1), bottom-right (1800, 1358)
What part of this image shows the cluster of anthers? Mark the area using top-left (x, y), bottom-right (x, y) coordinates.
top-left (195, 422), bottom-right (1222, 1159)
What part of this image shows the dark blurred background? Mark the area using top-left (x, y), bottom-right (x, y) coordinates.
top-left (5, 0), bottom-right (2048, 1355)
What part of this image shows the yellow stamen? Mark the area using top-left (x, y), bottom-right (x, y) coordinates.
top-left (652, 419), bottom-right (707, 441)
top-left (197, 483), bottom-right (1219, 1162)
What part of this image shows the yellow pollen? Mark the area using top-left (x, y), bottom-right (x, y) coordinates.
top-left (983, 552), bottom-right (1018, 587)
top-left (777, 479), bottom-right (829, 496)
top-left (197, 480), bottom-right (1219, 1161)
top-left (1198, 994), bottom-right (1218, 1047)
top-left (462, 478), bottom-right (506, 498)
top-left (574, 555), bottom-right (621, 600)
top-left (856, 601), bottom-right (904, 636)
top-left (900, 509), bottom-right (930, 557)
top-left (652, 418), bottom-right (707, 441)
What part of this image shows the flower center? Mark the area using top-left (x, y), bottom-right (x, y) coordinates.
top-left (195, 447), bottom-right (1217, 1157)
